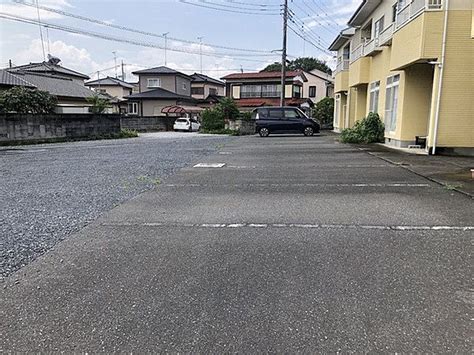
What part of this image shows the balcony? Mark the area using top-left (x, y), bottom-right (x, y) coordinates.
top-left (350, 43), bottom-right (363, 63)
top-left (379, 23), bottom-right (394, 46)
top-left (362, 38), bottom-right (383, 56)
top-left (396, 0), bottom-right (443, 29)
top-left (334, 59), bottom-right (349, 75)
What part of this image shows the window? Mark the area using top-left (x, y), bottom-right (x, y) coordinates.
top-left (385, 74), bottom-right (400, 132)
top-left (268, 108), bottom-right (284, 119)
top-left (369, 81), bottom-right (380, 113)
top-left (293, 85), bottom-right (301, 98)
top-left (209, 87), bottom-right (217, 95)
top-left (254, 108), bottom-right (269, 119)
top-left (128, 102), bottom-right (138, 115)
top-left (147, 78), bottom-right (161, 88)
top-left (191, 87), bottom-right (204, 95)
top-left (309, 86), bottom-right (316, 98)
top-left (96, 88), bottom-right (107, 94)
top-left (284, 108), bottom-right (303, 118)
top-left (241, 84), bottom-right (281, 98)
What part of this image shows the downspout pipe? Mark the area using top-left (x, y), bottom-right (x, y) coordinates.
top-left (431, 0), bottom-right (450, 155)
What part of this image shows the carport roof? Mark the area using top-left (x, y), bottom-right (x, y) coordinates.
top-left (125, 87), bottom-right (194, 100)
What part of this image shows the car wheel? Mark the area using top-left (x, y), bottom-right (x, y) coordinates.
top-left (259, 127), bottom-right (270, 137)
top-left (304, 127), bottom-right (314, 136)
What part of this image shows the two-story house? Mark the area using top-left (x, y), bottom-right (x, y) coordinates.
top-left (330, 0), bottom-right (473, 155)
top-left (125, 66), bottom-right (198, 116)
top-left (190, 73), bottom-right (225, 100)
top-left (302, 69), bottom-right (335, 104)
top-left (221, 70), bottom-right (309, 110)
top-left (85, 76), bottom-right (135, 113)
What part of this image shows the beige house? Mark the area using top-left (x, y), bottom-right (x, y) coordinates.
top-left (85, 76), bottom-right (135, 113)
top-left (302, 69), bottom-right (334, 104)
top-left (125, 66), bottom-right (197, 116)
top-left (330, 0), bottom-right (473, 155)
top-left (190, 73), bottom-right (225, 100)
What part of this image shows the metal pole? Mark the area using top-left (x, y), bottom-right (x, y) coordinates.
top-left (113, 51), bottom-right (117, 78)
top-left (280, 0), bottom-right (288, 107)
top-left (197, 36), bottom-right (204, 73)
top-left (163, 32), bottom-right (169, 65)
top-left (121, 60), bottom-right (125, 81)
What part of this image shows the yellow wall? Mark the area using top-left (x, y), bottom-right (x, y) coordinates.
top-left (432, 9), bottom-right (474, 148)
top-left (334, 71), bottom-right (349, 93)
top-left (348, 57), bottom-right (371, 87)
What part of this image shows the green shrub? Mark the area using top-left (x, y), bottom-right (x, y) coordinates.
top-left (312, 97), bottom-right (334, 126)
top-left (239, 111), bottom-right (252, 121)
top-left (118, 128), bottom-right (139, 138)
top-left (215, 97), bottom-right (240, 121)
top-left (200, 128), bottom-right (239, 135)
top-left (340, 112), bottom-right (385, 144)
top-left (0, 87), bottom-right (57, 114)
top-left (201, 108), bottom-right (225, 131)
top-left (87, 95), bottom-right (110, 114)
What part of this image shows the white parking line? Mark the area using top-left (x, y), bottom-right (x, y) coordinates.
top-left (164, 183), bottom-right (431, 188)
top-left (101, 222), bottom-right (473, 231)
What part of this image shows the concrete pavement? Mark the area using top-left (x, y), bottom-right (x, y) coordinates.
top-left (1, 134), bottom-right (472, 352)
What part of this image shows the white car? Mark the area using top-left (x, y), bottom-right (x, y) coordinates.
top-left (173, 118), bottom-right (201, 132)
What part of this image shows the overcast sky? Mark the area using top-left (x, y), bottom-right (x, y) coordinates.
top-left (0, 0), bottom-right (360, 81)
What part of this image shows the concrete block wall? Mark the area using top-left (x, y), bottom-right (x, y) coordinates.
top-left (120, 116), bottom-right (176, 132)
top-left (0, 114), bottom-right (121, 143)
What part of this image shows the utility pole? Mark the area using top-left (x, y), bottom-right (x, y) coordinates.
top-left (163, 32), bottom-right (169, 65)
top-left (112, 51), bottom-right (117, 78)
top-left (121, 60), bottom-right (125, 81)
top-left (280, 0), bottom-right (288, 107)
top-left (197, 36), bottom-right (204, 74)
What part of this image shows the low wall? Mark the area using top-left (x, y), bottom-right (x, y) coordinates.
top-left (226, 119), bottom-right (256, 135)
top-left (0, 114), bottom-right (121, 144)
top-left (121, 116), bottom-right (175, 132)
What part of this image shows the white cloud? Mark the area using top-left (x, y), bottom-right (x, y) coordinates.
top-left (0, 0), bottom-right (71, 20)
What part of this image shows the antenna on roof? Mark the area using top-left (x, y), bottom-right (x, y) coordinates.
top-left (47, 54), bottom-right (61, 65)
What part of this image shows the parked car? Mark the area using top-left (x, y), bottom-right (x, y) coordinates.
top-left (173, 117), bottom-right (200, 132)
top-left (252, 107), bottom-right (320, 137)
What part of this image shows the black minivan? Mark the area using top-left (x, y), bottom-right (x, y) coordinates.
top-left (252, 107), bottom-right (320, 137)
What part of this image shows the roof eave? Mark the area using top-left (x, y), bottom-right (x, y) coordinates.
top-left (347, 0), bottom-right (382, 26)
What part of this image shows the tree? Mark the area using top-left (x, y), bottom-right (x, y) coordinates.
top-left (312, 97), bottom-right (334, 125)
top-left (0, 87), bottom-right (57, 114)
top-left (261, 57), bottom-right (332, 75)
top-left (86, 95), bottom-right (110, 114)
top-left (215, 97), bottom-right (240, 121)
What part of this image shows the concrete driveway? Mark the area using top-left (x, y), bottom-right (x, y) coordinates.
top-left (1, 133), bottom-right (472, 352)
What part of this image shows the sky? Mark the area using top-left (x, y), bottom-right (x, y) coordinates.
top-left (0, 0), bottom-right (361, 82)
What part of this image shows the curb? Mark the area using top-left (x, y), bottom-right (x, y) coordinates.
top-left (362, 149), bottom-right (474, 199)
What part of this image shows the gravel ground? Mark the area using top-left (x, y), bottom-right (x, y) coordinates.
top-left (0, 132), bottom-right (232, 278)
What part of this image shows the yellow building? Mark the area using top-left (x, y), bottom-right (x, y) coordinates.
top-left (329, 0), bottom-right (473, 155)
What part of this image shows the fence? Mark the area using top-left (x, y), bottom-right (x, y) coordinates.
top-left (120, 116), bottom-right (176, 132)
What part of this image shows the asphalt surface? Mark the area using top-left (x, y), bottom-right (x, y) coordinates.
top-left (1, 133), bottom-right (472, 352)
top-left (0, 132), bottom-right (231, 277)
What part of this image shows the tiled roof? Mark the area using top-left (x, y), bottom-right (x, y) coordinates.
top-left (9, 62), bottom-right (90, 80)
top-left (0, 69), bottom-right (35, 87)
top-left (85, 76), bottom-right (135, 88)
top-left (132, 66), bottom-right (192, 79)
top-left (191, 73), bottom-right (224, 86)
top-left (221, 70), bottom-right (305, 80)
top-left (11, 71), bottom-right (96, 99)
top-left (125, 87), bottom-right (194, 100)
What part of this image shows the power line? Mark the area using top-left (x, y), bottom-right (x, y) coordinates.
top-left (179, 0), bottom-right (281, 15)
top-left (300, 0), bottom-right (340, 35)
top-left (287, 24), bottom-right (332, 55)
top-left (291, 1), bottom-right (339, 37)
top-left (224, 0), bottom-right (281, 7)
top-left (13, 0), bottom-right (277, 54)
top-left (197, 0), bottom-right (280, 12)
top-left (34, 0), bottom-right (46, 60)
top-left (288, 11), bottom-right (331, 48)
top-left (0, 13), bottom-right (279, 63)
top-left (309, 0), bottom-right (342, 28)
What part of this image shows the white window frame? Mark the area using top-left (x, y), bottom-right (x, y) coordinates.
top-left (374, 16), bottom-right (385, 41)
top-left (385, 74), bottom-right (400, 132)
top-left (369, 81), bottom-right (380, 114)
top-left (147, 78), bottom-right (161, 88)
top-left (334, 93), bottom-right (341, 126)
top-left (128, 102), bottom-right (138, 115)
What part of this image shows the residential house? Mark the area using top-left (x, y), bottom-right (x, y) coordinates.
top-left (329, 0), bottom-right (473, 155)
top-left (190, 73), bottom-right (225, 99)
top-left (303, 69), bottom-right (335, 104)
top-left (5, 59), bottom-right (101, 113)
top-left (85, 76), bottom-right (135, 113)
top-left (0, 69), bottom-right (35, 90)
top-left (221, 71), bottom-right (310, 110)
top-left (125, 66), bottom-right (199, 116)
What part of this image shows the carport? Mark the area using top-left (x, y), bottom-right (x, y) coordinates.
top-left (162, 105), bottom-right (205, 119)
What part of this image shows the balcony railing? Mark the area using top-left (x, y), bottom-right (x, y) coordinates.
top-left (379, 23), bottom-right (394, 46)
top-left (363, 38), bottom-right (379, 55)
top-left (241, 91), bottom-right (280, 98)
top-left (350, 43), bottom-right (363, 63)
top-left (396, 0), bottom-right (443, 29)
top-left (334, 59), bottom-right (349, 74)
